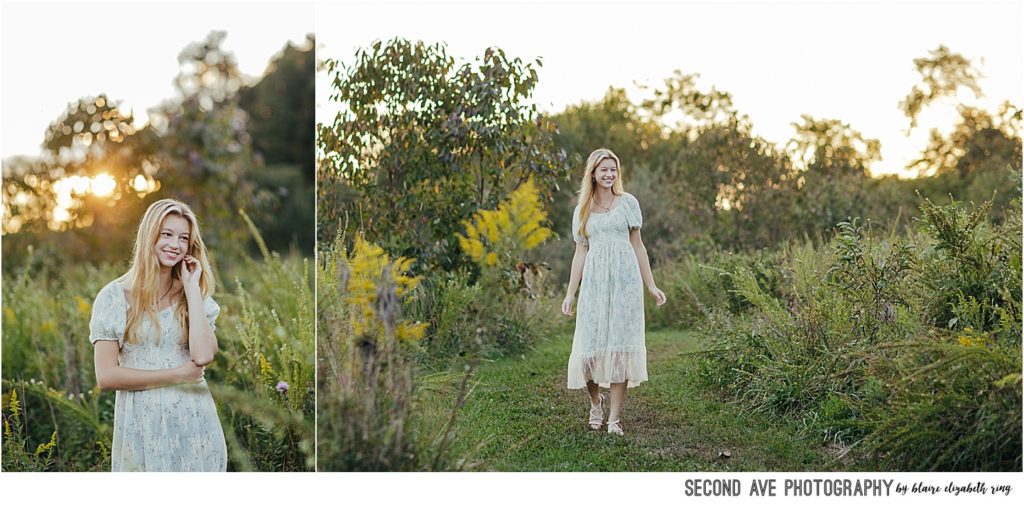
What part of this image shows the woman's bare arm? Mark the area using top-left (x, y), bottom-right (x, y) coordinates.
top-left (562, 242), bottom-right (589, 315)
top-left (181, 255), bottom-right (218, 366)
top-left (93, 341), bottom-right (203, 391)
top-left (184, 291), bottom-right (218, 366)
top-left (629, 229), bottom-right (666, 306)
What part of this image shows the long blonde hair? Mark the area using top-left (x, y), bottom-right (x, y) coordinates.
top-left (118, 199), bottom-right (215, 346)
top-left (576, 148), bottom-right (624, 238)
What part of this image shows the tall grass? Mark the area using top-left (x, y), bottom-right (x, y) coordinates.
top-left (1, 215), bottom-right (314, 471)
top-left (646, 248), bottom-right (790, 330)
top-left (691, 195), bottom-right (1021, 470)
top-left (316, 181), bottom-right (564, 470)
top-left (316, 233), bottom-right (478, 471)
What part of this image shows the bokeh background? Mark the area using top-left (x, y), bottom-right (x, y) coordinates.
top-left (2, 2), bottom-right (315, 471)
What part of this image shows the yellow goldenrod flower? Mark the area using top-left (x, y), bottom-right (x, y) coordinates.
top-left (523, 228), bottom-right (550, 250)
top-left (40, 320), bottom-right (55, 334)
top-left (75, 295), bottom-right (91, 316)
top-left (9, 388), bottom-right (20, 420)
top-left (344, 234), bottom-right (425, 343)
top-left (35, 431), bottom-right (57, 458)
top-left (957, 330), bottom-right (989, 348)
top-left (395, 321), bottom-right (429, 342)
top-left (259, 354), bottom-right (275, 386)
top-left (456, 177), bottom-right (552, 269)
top-left (4, 307), bottom-right (14, 324)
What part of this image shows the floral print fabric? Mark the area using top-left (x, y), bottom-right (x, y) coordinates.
top-left (89, 279), bottom-right (227, 471)
top-left (568, 193), bottom-right (648, 389)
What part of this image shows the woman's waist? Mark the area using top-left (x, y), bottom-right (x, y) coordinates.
top-left (117, 380), bottom-right (212, 397)
top-left (119, 351), bottom-right (191, 369)
top-left (586, 237), bottom-right (633, 247)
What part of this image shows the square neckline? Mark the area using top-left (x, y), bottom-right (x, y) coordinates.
top-left (117, 280), bottom-right (178, 315)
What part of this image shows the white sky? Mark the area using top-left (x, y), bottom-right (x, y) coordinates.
top-left (2, 1), bottom-right (1019, 176)
top-left (1, 1), bottom-right (313, 160)
top-left (316, 0), bottom-right (1023, 177)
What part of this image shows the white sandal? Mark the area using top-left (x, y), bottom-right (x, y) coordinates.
top-left (607, 420), bottom-right (624, 436)
top-left (588, 394), bottom-right (605, 430)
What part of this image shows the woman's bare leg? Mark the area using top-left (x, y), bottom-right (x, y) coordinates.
top-left (607, 382), bottom-right (627, 424)
top-left (586, 380), bottom-right (601, 406)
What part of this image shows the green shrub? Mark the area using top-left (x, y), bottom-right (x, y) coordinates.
top-left (865, 339), bottom-right (1021, 470)
top-left (409, 271), bottom-right (483, 366)
top-left (916, 196), bottom-right (1021, 344)
top-left (693, 195), bottom-right (1021, 470)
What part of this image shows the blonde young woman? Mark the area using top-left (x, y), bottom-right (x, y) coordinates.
top-left (89, 198), bottom-right (226, 471)
top-left (562, 148), bottom-right (667, 436)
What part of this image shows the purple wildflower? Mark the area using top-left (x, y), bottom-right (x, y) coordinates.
top-left (276, 381), bottom-right (289, 394)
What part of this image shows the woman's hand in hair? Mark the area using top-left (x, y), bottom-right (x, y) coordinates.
top-left (181, 255), bottom-right (202, 297)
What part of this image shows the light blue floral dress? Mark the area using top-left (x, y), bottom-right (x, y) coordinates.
top-left (89, 279), bottom-right (227, 472)
top-left (568, 192), bottom-right (648, 389)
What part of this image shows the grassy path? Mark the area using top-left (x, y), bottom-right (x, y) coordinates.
top-left (431, 329), bottom-right (843, 471)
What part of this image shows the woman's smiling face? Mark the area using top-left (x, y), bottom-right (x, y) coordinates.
top-left (594, 158), bottom-right (618, 189)
top-left (153, 214), bottom-right (190, 268)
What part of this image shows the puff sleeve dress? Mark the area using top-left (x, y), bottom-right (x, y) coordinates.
top-left (567, 192), bottom-right (648, 389)
top-left (89, 279), bottom-right (227, 472)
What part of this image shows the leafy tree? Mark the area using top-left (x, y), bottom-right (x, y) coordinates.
top-left (787, 115), bottom-right (882, 238)
top-left (909, 103), bottom-right (1022, 222)
top-left (622, 72), bottom-right (795, 252)
top-left (142, 31), bottom-right (272, 261)
top-left (239, 35), bottom-right (316, 254)
top-left (2, 32), bottom-right (281, 268)
top-left (910, 102), bottom-right (1021, 177)
top-left (2, 94), bottom-right (156, 266)
top-left (899, 45), bottom-right (983, 131)
top-left (171, 31), bottom-right (244, 113)
top-left (318, 39), bottom-right (571, 270)
top-left (554, 87), bottom-right (662, 168)
top-left (240, 35), bottom-right (315, 177)
top-left (900, 46), bottom-right (1022, 223)
top-left (43, 95), bottom-right (138, 161)
top-left (551, 72), bottom-right (799, 258)
top-left (638, 70), bottom-right (741, 130)
top-left (788, 115), bottom-right (881, 176)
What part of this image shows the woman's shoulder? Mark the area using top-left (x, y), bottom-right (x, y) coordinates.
top-left (89, 278), bottom-right (127, 343)
top-left (621, 192), bottom-right (640, 207)
top-left (203, 291), bottom-right (219, 306)
top-left (94, 278), bottom-right (125, 302)
top-left (90, 278), bottom-right (127, 330)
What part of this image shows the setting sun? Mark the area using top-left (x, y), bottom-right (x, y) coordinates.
top-left (48, 173), bottom-right (122, 228)
top-left (131, 174), bottom-right (159, 194)
top-left (91, 173), bottom-right (116, 196)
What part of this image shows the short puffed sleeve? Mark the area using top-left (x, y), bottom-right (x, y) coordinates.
top-left (203, 295), bottom-right (221, 332)
top-left (571, 205), bottom-right (588, 246)
top-left (89, 281), bottom-right (123, 347)
top-left (623, 193), bottom-right (642, 230)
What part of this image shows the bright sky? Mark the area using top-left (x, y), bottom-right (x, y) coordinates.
top-left (1, 1), bottom-right (313, 160)
top-left (316, 0), bottom-right (1023, 178)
